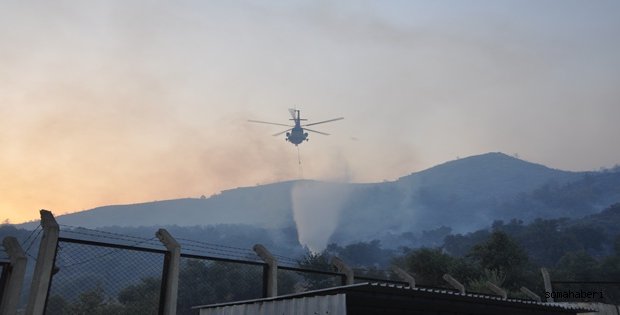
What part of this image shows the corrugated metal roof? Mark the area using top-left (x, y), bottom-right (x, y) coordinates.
top-left (199, 293), bottom-right (346, 315)
top-left (194, 282), bottom-right (594, 314)
top-left (364, 282), bottom-right (591, 311)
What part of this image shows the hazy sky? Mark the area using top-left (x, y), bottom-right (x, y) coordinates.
top-left (2, 1), bottom-right (619, 223)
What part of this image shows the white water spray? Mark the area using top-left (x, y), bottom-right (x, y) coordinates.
top-left (291, 181), bottom-right (351, 251)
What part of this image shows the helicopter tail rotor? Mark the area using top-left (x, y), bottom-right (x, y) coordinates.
top-left (288, 108), bottom-right (297, 120)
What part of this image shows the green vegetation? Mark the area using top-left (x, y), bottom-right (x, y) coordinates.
top-left (309, 204), bottom-right (620, 302)
top-left (4, 203), bottom-right (620, 312)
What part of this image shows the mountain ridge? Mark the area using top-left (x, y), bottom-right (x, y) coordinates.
top-left (17, 152), bottom-right (620, 248)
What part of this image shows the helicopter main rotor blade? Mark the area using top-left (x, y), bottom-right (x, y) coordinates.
top-left (272, 128), bottom-right (292, 136)
top-left (305, 128), bottom-right (330, 136)
top-left (248, 120), bottom-right (293, 127)
top-left (303, 117), bottom-right (344, 127)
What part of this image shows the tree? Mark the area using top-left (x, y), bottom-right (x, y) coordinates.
top-left (554, 251), bottom-right (598, 281)
top-left (468, 269), bottom-right (506, 294)
top-left (468, 231), bottom-right (528, 290)
top-left (599, 235), bottom-right (620, 280)
top-left (444, 230), bottom-right (490, 257)
top-left (203, 261), bottom-right (263, 302)
top-left (117, 277), bottom-right (161, 315)
top-left (402, 248), bottom-right (455, 287)
top-left (68, 285), bottom-right (123, 315)
top-left (177, 260), bottom-right (215, 314)
top-left (333, 240), bottom-right (392, 267)
top-left (46, 295), bottom-right (69, 315)
top-left (599, 254), bottom-right (620, 304)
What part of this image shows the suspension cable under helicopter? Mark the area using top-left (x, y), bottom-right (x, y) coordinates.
top-left (297, 145), bottom-right (304, 179)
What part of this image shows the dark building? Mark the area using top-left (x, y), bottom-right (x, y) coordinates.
top-left (195, 282), bottom-right (592, 315)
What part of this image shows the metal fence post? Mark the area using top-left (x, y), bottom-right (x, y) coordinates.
top-left (520, 286), bottom-right (541, 302)
top-left (443, 274), bottom-right (466, 294)
top-left (541, 268), bottom-right (554, 302)
top-left (486, 281), bottom-right (507, 299)
top-left (26, 210), bottom-right (59, 315)
top-left (0, 237), bottom-right (27, 315)
top-left (331, 257), bottom-right (354, 286)
top-left (156, 229), bottom-right (181, 315)
top-left (392, 266), bottom-right (416, 288)
top-left (253, 244), bottom-right (277, 297)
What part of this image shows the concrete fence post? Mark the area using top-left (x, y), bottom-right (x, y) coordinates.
top-left (0, 237), bottom-right (27, 315)
top-left (540, 268), bottom-right (554, 302)
top-left (486, 281), bottom-right (508, 299)
top-left (442, 274), bottom-right (466, 294)
top-left (156, 229), bottom-right (181, 315)
top-left (331, 257), bottom-right (354, 286)
top-left (391, 266), bottom-right (416, 288)
top-left (253, 244), bottom-right (278, 297)
top-left (26, 210), bottom-right (59, 315)
top-left (520, 286), bottom-right (542, 302)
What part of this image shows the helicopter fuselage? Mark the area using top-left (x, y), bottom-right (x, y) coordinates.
top-left (248, 109), bottom-right (342, 147)
top-left (286, 125), bottom-right (308, 145)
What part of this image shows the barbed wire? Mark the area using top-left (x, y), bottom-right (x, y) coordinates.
top-left (60, 224), bottom-right (164, 246)
top-left (53, 225), bottom-right (399, 274)
top-left (57, 236), bottom-right (159, 268)
top-left (0, 244), bottom-right (8, 260)
top-left (352, 267), bottom-right (393, 273)
top-left (60, 224), bottom-right (154, 240)
top-left (179, 242), bottom-right (257, 260)
top-left (24, 227), bottom-right (43, 256)
top-left (181, 247), bottom-right (263, 262)
top-left (176, 237), bottom-right (302, 266)
top-left (271, 252), bottom-right (303, 264)
top-left (61, 229), bottom-right (163, 247)
top-left (177, 238), bottom-right (255, 254)
top-left (57, 226), bottom-right (266, 264)
top-left (57, 224), bottom-right (307, 265)
top-left (21, 224), bottom-right (42, 247)
top-left (272, 256), bottom-right (305, 268)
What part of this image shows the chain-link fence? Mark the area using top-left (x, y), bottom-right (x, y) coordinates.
top-left (46, 229), bottom-right (167, 315)
top-left (18, 225), bottom-right (43, 310)
top-left (277, 266), bottom-right (344, 295)
top-left (0, 243), bottom-right (8, 260)
top-left (31, 223), bottom-right (540, 315)
top-left (0, 259), bottom-right (9, 301)
top-left (31, 224), bottom-right (620, 315)
top-left (176, 256), bottom-right (264, 314)
top-left (7, 220), bottom-right (620, 314)
top-left (34, 225), bottom-right (436, 315)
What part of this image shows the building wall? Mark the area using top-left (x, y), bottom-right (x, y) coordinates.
top-left (199, 293), bottom-right (347, 315)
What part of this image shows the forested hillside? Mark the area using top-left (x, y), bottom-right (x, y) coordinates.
top-left (19, 153), bottom-right (620, 248)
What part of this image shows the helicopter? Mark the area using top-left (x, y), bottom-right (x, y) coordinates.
top-left (248, 109), bottom-right (343, 146)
